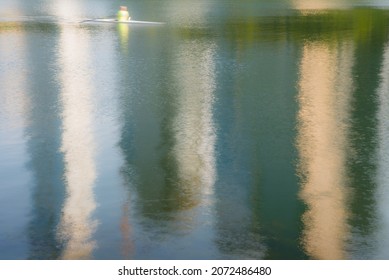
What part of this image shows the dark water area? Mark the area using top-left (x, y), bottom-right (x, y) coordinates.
top-left (1, 0), bottom-right (389, 259)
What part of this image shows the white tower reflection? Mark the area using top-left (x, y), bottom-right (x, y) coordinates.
top-left (375, 39), bottom-right (389, 259)
top-left (171, 40), bottom-right (217, 225)
top-left (297, 41), bottom-right (354, 259)
top-left (54, 3), bottom-right (98, 259)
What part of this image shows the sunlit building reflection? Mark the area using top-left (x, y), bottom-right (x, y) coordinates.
top-left (53, 2), bottom-right (98, 259)
top-left (375, 40), bottom-right (389, 259)
top-left (171, 40), bottom-right (217, 211)
top-left (297, 41), bottom-right (354, 259)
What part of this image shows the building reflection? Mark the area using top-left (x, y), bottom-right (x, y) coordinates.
top-left (170, 40), bottom-right (217, 212)
top-left (117, 27), bottom-right (173, 254)
top-left (116, 26), bottom-right (218, 257)
top-left (3, 2), bottom-right (389, 260)
top-left (375, 40), bottom-right (389, 259)
top-left (296, 41), bottom-right (354, 259)
top-left (212, 37), bottom-right (301, 259)
top-left (346, 25), bottom-right (387, 258)
top-left (55, 25), bottom-right (98, 259)
top-left (21, 24), bottom-right (65, 259)
top-left (47, 1), bottom-right (98, 260)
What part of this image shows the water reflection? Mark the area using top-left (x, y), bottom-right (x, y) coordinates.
top-left (22, 26), bottom-right (64, 260)
top-left (375, 40), bottom-right (389, 259)
top-left (116, 25), bottom-right (218, 257)
top-left (3, 0), bottom-right (389, 260)
top-left (346, 28), bottom-right (385, 258)
top-left (55, 25), bottom-right (98, 259)
top-left (0, 23), bottom-right (29, 124)
top-left (54, 23), bottom-right (97, 259)
top-left (0, 21), bottom-right (31, 259)
top-left (297, 41), bottom-right (354, 259)
top-left (172, 40), bottom-right (217, 210)
top-left (117, 27), bottom-right (173, 256)
top-left (117, 23), bottom-right (129, 54)
top-left (165, 0), bottom-right (214, 26)
top-left (213, 34), bottom-right (308, 258)
top-left (293, 0), bottom-right (349, 11)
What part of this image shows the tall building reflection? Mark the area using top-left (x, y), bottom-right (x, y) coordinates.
top-left (213, 36), bottom-right (302, 259)
top-left (117, 27), bottom-right (174, 255)
top-left (374, 40), bottom-right (389, 259)
top-left (297, 41), bottom-right (354, 259)
top-left (171, 40), bottom-right (217, 211)
top-left (23, 24), bottom-right (65, 259)
top-left (48, 1), bottom-right (98, 259)
top-left (116, 26), bottom-right (218, 257)
top-left (55, 25), bottom-right (98, 260)
top-left (346, 26), bottom-right (386, 258)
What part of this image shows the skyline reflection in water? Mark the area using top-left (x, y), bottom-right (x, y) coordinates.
top-left (2, 2), bottom-right (389, 260)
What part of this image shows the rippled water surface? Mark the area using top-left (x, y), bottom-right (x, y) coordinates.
top-left (1, 0), bottom-right (389, 259)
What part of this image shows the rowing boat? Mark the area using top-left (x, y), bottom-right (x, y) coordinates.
top-left (83, 18), bottom-right (165, 25)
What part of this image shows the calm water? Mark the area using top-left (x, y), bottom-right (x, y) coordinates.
top-left (1, 0), bottom-right (389, 260)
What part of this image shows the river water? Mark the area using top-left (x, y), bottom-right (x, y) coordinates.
top-left (1, 0), bottom-right (389, 259)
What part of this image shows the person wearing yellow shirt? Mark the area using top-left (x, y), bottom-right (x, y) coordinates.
top-left (117, 6), bottom-right (130, 21)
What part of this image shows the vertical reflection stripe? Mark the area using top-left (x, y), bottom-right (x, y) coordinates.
top-left (297, 42), bottom-right (354, 259)
top-left (173, 41), bottom-right (217, 209)
top-left (375, 40), bottom-right (389, 259)
top-left (56, 25), bottom-right (98, 259)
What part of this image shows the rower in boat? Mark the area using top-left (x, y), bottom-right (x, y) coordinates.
top-left (117, 6), bottom-right (130, 22)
